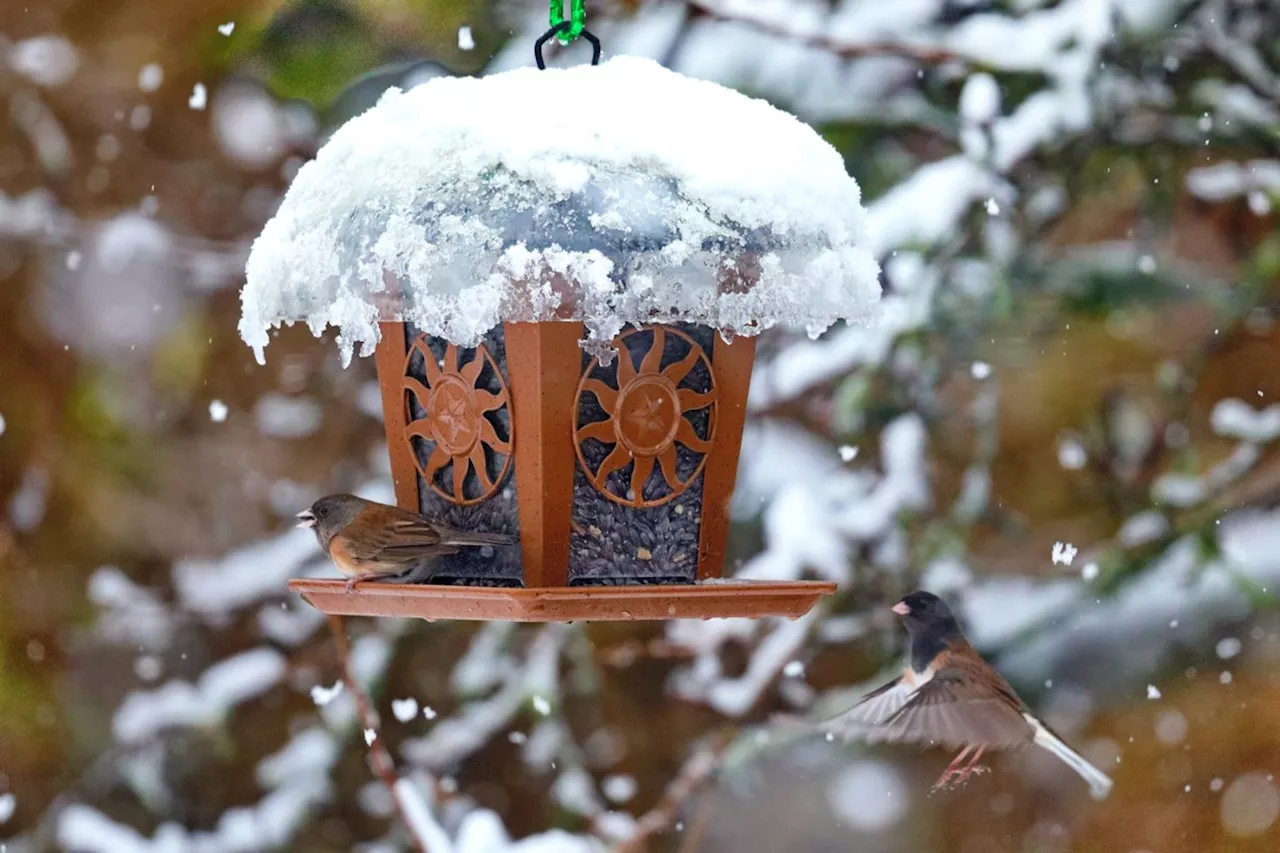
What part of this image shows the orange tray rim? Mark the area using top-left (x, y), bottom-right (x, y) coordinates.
top-left (288, 578), bottom-right (838, 622)
top-left (288, 578), bottom-right (837, 598)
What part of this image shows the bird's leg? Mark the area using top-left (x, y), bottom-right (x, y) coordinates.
top-left (930, 746), bottom-right (973, 793)
top-left (952, 745), bottom-right (988, 786)
top-left (344, 572), bottom-right (387, 593)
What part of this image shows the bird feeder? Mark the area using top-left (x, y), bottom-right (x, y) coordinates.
top-left (240, 54), bottom-right (879, 621)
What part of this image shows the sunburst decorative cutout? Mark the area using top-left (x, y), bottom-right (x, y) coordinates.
top-left (573, 326), bottom-right (717, 508)
top-left (402, 336), bottom-right (513, 506)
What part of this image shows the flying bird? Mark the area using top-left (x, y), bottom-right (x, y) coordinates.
top-left (789, 590), bottom-right (1113, 799)
top-left (296, 493), bottom-right (516, 592)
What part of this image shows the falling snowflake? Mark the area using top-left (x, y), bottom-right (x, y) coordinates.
top-left (391, 697), bottom-right (419, 722)
top-left (1051, 542), bottom-right (1078, 565)
top-left (1147, 684), bottom-right (1162, 700)
top-left (422, 706), bottom-right (437, 720)
top-left (1216, 637), bottom-right (1242, 660)
top-left (783, 660), bottom-right (805, 678)
top-left (189, 83), bottom-right (208, 111)
top-left (364, 728), bottom-right (377, 746)
top-left (1057, 436), bottom-right (1087, 470)
top-left (218, 22), bottom-right (235, 36)
top-left (134, 655), bottom-right (162, 682)
top-left (532, 695), bottom-right (551, 716)
top-left (138, 62), bottom-right (163, 92)
top-left (1081, 562), bottom-right (1099, 581)
top-left (458, 26), bottom-right (475, 51)
top-left (603, 774), bottom-right (638, 804)
top-left (209, 400), bottom-right (228, 422)
top-left (310, 681), bottom-right (343, 706)
top-left (971, 361), bottom-right (992, 379)
top-left (838, 445), bottom-right (858, 462)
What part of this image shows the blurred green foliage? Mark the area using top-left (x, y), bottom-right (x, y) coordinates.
top-left (203, 0), bottom-right (491, 108)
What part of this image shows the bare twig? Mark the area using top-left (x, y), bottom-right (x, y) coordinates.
top-left (327, 613), bottom-right (431, 853)
top-left (611, 727), bottom-right (738, 853)
top-left (684, 0), bottom-right (967, 66)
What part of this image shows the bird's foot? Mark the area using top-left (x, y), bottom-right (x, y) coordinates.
top-left (931, 746), bottom-right (976, 794)
top-left (951, 764), bottom-right (989, 788)
top-left (929, 764), bottom-right (988, 794)
top-left (344, 572), bottom-right (390, 593)
top-left (929, 772), bottom-right (960, 795)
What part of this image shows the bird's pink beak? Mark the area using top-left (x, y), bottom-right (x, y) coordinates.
top-left (891, 601), bottom-right (911, 616)
top-left (296, 510), bottom-right (316, 529)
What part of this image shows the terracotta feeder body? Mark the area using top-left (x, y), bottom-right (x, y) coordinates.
top-left (240, 57), bottom-right (880, 621)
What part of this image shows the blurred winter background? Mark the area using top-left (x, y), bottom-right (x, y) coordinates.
top-left (2, 0), bottom-right (1280, 850)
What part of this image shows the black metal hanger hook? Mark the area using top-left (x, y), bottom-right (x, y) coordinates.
top-left (534, 21), bottom-right (602, 70)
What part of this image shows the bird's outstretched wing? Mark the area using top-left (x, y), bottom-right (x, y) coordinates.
top-left (803, 677), bottom-right (916, 743)
top-left (871, 652), bottom-right (1034, 749)
top-left (805, 650), bottom-right (1035, 750)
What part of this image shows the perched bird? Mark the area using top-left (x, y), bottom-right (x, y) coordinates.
top-left (296, 494), bottom-right (517, 592)
top-left (791, 590), bottom-right (1113, 799)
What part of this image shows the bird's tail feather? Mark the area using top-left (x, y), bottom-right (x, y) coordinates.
top-left (440, 530), bottom-right (517, 547)
top-left (1031, 719), bottom-right (1113, 800)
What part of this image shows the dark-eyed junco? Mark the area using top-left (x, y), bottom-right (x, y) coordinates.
top-left (296, 494), bottom-right (517, 592)
top-left (789, 590), bottom-right (1113, 799)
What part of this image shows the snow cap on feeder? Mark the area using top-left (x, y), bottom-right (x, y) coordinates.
top-left (239, 55), bottom-right (881, 366)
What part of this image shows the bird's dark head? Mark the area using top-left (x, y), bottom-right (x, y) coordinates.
top-left (891, 590), bottom-right (961, 639)
top-left (296, 493), bottom-right (366, 547)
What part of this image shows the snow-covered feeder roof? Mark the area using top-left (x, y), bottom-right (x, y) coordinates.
top-left (240, 56), bottom-right (880, 364)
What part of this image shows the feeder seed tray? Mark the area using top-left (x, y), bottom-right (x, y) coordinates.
top-left (288, 578), bottom-right (836, 622)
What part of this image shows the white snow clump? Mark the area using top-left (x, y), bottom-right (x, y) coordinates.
top-left (240, 56), bottom-right (880, 365)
